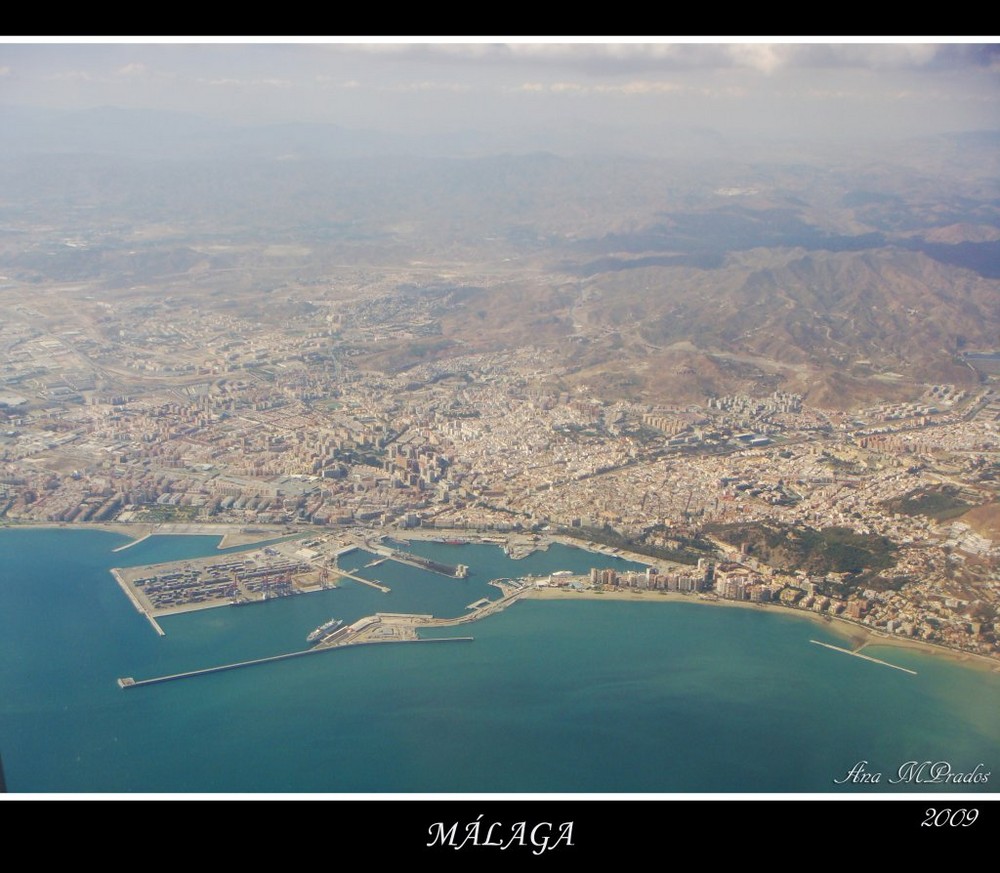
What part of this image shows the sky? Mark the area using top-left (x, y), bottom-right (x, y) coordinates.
top-left (1, 40), bottom-right (998, 153)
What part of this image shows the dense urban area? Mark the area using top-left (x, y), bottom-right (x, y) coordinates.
top-left (1, 274), bottom-right (997, 662)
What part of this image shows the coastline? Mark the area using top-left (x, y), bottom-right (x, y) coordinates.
top-left (524, 587), bottom-right (1000, 675)
top-left (0, 520), bottom-right (301, 550)
top-left (3, 520), bottom-right (997, 675)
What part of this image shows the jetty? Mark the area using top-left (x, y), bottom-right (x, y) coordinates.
top-left (112, 533), bottom-right (152, 553)
top-left (118, 636), bottom-right (472, 689)
top-left (330, 566), bottom-right (390, 593)
top-left (810, 639), bottom-right (917, 675)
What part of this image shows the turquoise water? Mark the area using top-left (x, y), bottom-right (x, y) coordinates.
top-left (0, 528), bottom-right (997, 793)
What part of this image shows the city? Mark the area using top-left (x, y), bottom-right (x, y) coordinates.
top-left (1, 276), bottom-right (997, 661)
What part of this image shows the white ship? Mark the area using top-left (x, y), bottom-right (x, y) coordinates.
top-left (306, 618), bottom-right (344, 643)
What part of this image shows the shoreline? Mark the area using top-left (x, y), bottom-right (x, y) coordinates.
top-left (3, 520), bottom-right (997, 674)
top-left (1, 520), bottom-right (304, 550)
top-left (524, 587), bottom-right (1000, 675)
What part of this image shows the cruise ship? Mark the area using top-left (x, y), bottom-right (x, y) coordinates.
top-left (306, 618), bottom-right (344, 644)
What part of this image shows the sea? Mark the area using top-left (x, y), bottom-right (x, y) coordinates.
top-left (1, 527), bottom-right (998, 794)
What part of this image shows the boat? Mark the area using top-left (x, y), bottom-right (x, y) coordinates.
top-left (307, 618), bottom-right (344, 643)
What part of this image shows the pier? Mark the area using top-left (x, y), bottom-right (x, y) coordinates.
top-left (331, 566), bottom-right (390, 593)
top-left (112, 532), bottom-right (152, 553)
top-left (810, 639), bottom-right (917, 675)
top-left (366, 541), bottom-right (469, 578)
top-left (118, 636), bottom-right (473, 689)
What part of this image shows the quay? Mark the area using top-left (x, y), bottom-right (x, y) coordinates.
top-left (810, 639), bottom-right (917, 675)
top-left (331, 566), bottom-right (390, 593)
top-left (366, 540), bottom-right (469, 578)
top-left (111, 568), bottom-right (165, 636)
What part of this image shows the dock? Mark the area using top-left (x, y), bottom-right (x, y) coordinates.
top-left (366, 541), bottom-right (469, 578)
top-left (810, 639), bottom-right (917, 675)
top-left (111, 568), bottom-right (165, 636)
top-left (331, 566), bottom-right (390, 593)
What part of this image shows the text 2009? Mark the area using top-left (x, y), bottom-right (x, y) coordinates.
top-left (921, 808), bottom-right (978, 827)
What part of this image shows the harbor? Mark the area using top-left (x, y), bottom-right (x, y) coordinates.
top-left (7, 525), bottom-right (999, 794)
top-left (118, 577), bottom-right (531, 689)
top-left (110, 532), bottom-right (488, 627)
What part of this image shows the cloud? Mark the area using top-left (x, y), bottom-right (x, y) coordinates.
top-left (594, 80), bottom-right (684, 95)
top-left (0, 66), bottom-right (9, 76)
top-left (724, 44), bottom-right (787, 74)
top-left (117, 62), bottom-right (148, 77)
top-left (511, 79), bottom-right (686, 97)
top-left (203, 76), bottom-right (292, 88)
top-left (383, 80), bottom-right (473, 93)
top-left (316, 75), bottom-right (361, 88)
top-left (923, 43), bottom-right (1000, 70)
top-left (329, 40), bottom-right (996, 77)
top-left (44, 70), bottom-right (94, 82)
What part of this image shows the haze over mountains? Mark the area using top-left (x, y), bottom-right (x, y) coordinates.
top-left (1, 104), bottom-right (997, 409)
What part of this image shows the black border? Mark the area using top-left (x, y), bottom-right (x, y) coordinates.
top-left (2, 798), bottom-right (996, 853)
